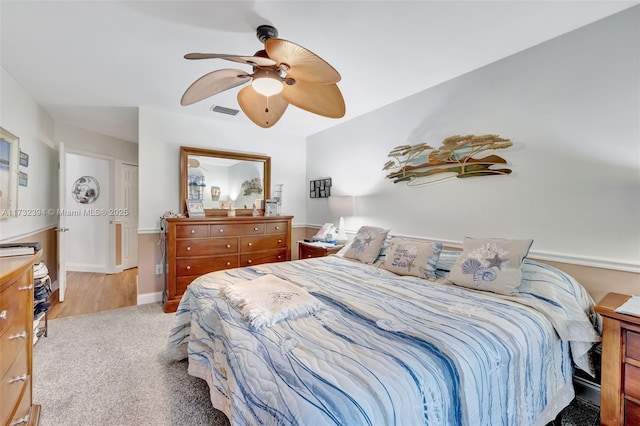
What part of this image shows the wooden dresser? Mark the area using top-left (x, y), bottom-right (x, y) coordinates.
top-left (596, 292), bottom-right (640, 426)
top-left (1, 253), bottom-right (41, 426)
top-left (164, 216), bottom-right (293, 313)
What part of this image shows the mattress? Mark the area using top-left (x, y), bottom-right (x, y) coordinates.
top-left (167, 255), bottom-right (600, 425)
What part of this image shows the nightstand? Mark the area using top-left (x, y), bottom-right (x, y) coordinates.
top-left (298, 241), bottom-right (343, 260)
top-left (595, 292), bottom-right (640, 426)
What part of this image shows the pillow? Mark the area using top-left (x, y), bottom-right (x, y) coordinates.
top-left (435, 250), bottom-right (461, 272)
top-left (342, 226), bottom-right (390, 264)
top-left (381, 238), bottom-right (443, 280)
top-left (448, 237), bottom-right (533, 295)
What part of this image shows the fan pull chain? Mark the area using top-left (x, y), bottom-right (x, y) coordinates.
top-left (265, 97), bottom-right (270, 125)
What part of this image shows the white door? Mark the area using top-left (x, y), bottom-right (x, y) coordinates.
top-left (56, 142), bottom-right (68, 301)
top-left (121, 164), bottom-right (138, 269)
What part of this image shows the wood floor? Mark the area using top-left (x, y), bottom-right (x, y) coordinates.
top-left (48, 268), bottom-right (138, 319)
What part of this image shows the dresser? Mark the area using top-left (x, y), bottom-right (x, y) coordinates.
top-left (164, 216), bottom-right (293, 313)
top-left (1, 253), bottom-right (41, 426)
top-left (596, 292), bottom-right (640, 426)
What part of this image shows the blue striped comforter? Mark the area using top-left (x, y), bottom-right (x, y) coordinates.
top-left (168, 256), bottom-right (600, 425)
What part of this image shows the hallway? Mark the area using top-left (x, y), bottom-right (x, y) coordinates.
top-left (48, 268), bottom-right (138, 319)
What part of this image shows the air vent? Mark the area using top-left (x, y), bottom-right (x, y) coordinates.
top-left (210, 105), bottom-right (239, 116)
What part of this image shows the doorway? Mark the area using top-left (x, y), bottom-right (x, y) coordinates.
top-left (54, 151), bottom-right (138, 316)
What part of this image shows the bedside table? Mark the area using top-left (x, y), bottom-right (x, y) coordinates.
top-left (595, 292), bottom-right (640, 426)
top-left (298, 241), bottom-right (343, 259)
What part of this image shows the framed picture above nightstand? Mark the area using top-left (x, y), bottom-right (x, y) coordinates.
top-left (298, 241), bottom-right (343, 260)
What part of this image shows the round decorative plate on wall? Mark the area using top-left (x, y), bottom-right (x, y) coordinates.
top-left (71, 176), bottom-right (100, 204)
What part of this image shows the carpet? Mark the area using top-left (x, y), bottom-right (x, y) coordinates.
top-left (33, 303), bottom-right (598, 426)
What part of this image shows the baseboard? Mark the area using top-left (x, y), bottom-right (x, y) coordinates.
top-left (66, 263), bottom-right (109, 273)
top-left (137, 291), bottom-right (163, 305)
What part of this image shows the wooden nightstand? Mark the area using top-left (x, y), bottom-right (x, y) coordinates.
top-left (595, 292), bottom-right (640, 426)
top-left (298, 241), bottom-right (343, 260)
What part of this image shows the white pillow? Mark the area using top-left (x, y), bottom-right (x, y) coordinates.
top-left (449, 237), bottom-right (533, 295)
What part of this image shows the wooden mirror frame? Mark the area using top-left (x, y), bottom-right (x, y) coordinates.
top-left (180, 146), bottom-right (271, 217)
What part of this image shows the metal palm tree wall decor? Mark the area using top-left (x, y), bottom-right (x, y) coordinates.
top-left (383, 134), bottom-right (513, 186)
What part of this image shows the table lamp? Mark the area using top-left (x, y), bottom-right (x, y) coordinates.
top-left (328, 196), bottom-right (355, 244)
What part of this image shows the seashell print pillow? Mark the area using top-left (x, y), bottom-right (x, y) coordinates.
top-left (343, 226), bottom-right (390, 264)
top-left (381, 238), bottom-right (443, 280)
top-left (448, 237), bottom-right (533, 295)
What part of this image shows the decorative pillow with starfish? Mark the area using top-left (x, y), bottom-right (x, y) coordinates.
top-left (343, 226), bottom-right (390, 264)
top-left (381, 238), bottom-right (443, 280)
top-left (448, 238), bottom-right (533, 295)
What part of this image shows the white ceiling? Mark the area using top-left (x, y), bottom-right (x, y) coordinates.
top-left (1, 1), bottom-right (636, 143)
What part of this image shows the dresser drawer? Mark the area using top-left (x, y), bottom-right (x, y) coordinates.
top-left (266, 221), bottom-right (288, 234)
top-left (176, 256), bottom-right (238, 277)
top-left (240, 249), bottom-right (288, 267)
top-left (176, 238), bottom-right (237, 257)
top-left (627, 330), bottom-right (640, 361)
top-left (211, 223), bottom-right (265, 236)
top-left (1, 319), bottom-right (30, 376)
top-left (627, 399), bottom-right (640, 426)
top-left (9, 378), bottom-right (31, 426)
top-left (175, 225), bottom-right (209, 239)
top-left (240, 235), bottom-right (287, 253)
top-left (625, 363), bottom-right (640, 401)
top-left (0, 347), bottom-right (28, 425)
top-left (0, 278), bottom-right (30, 337)
top-left (176, 276), bottom-right (199, 295)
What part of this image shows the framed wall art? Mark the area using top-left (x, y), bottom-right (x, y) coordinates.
top-left (309, 177), bottom-right (332, 198)
top-left (0, 127), bottom-right (19, 218)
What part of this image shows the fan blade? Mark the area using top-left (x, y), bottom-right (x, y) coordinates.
top-left (281, 81), bottom-right (345, 118)
top-left (181, 69), bottom-right (251, 106)
top-left (237, 86), bottom-right (288, 128)
top-left (265, 38), bottom-right (340, 84)
top-left (184, 53), bottom-right (276, 67)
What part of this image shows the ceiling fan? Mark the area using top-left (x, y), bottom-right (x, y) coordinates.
top-left (180, 25), bottom-right (345, 128)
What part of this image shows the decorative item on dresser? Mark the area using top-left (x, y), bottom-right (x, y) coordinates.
top-left (164, 216), bottom-right (293, 313)
top-left (595, 292), bottom-right (640, 426)
top-left (1, 252), bottom-right (42, 426)
top-left (298, 241), bottom-right (343, 260)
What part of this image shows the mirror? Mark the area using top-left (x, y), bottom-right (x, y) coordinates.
top-left (180, 146), bottom-right (271, 216)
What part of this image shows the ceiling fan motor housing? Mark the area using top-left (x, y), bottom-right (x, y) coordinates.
top-left (257, 25), bottom-right (278, 43)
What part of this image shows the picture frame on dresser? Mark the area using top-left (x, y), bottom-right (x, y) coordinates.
top-left (186, 199), bottom-right (205, 218)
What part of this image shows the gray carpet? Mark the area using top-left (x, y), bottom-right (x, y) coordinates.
top-left (33, 303), bottom-right (230, 426)
top-left (33, 303), bottom-right (598, 426)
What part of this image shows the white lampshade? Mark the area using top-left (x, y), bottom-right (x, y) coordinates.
top-left (328, 195), bottom-right (355, 218)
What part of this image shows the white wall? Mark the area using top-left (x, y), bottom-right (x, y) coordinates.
top-left (0, 68), bottom-right (57, 241)
top-left (307, 7), bottom-right (640, 271)
top-left (138, 108), bottom-right (307, 231)
top-left (64, 153), bottom-right (110, 272)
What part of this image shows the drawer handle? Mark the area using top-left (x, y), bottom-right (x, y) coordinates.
top-left (275, 226), bottom-right (280, 230)
top-left (254, 227), bottom-right (259, 231)
top-left (247, 260), bottom-right (252, 264)
top-left (226, 244), bottom-right (231, 248)
top-left (186, 266), bottom-right (191, 271)
top-left (18, 284), bottom-right (33, 291)
top-left (8, 331), bottom-right (27, 340)
top-left (186, 246), bottom-right (191, 251)
top-left (307, 254), bottom-right (312, 258)
top-left (219, 229), bottom-right (224, 233)
top-left (191, 229), bottom-right (196, 234)
top-left (248, 242), bottom-right (253, 247)
top-left (278, 239), bottom-right (282, 244)
top-left (278, 255), bottom-right (282, 260)
top-left (0, 310), bottom-right (7, 320)
top-left (226, 262), bottom-right (231, 266)
top-left (10, 415), bottom-right (29, 425)
top-left (8, 374), bottom-right (27, 384)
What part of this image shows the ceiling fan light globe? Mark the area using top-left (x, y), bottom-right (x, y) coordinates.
top-left (252, 77), bottom-right (283, 97)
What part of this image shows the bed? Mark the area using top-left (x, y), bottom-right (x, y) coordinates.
top-left (167, 247), bottom-right (600, 426)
